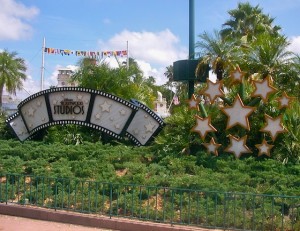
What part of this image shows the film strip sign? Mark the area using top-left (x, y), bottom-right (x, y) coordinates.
top-left (126, 99), bottom-right (165, 146)
top-left (6, 87), bottom-right (164, 145)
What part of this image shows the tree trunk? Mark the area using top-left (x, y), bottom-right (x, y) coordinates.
top-left (0, 84), bottom-right (4, 108)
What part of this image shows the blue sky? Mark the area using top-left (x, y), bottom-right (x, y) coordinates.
top-left (1, 0), bottom-right (300, 99)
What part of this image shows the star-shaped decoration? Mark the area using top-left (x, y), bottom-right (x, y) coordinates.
top-left (225, 135), bottom-right (252, 158)
top-left (255, 139), bottom-right (274, 157)
top-left (260, 114), bottom-right (287, 141)
top-left (201, 79), bottom-right (225, 103)
top-left (191, 115), bottom-right (217, 140)
top-left (100, 101), bottom-right (111, 112)
top-left (277, 91), bottom-right (295, 109)
top-left (251, 75), bottom-right (277, 102)
top-left (119, 109), bottom-right (127, 115)
top-left (230, 66), bottom-right (245, 83)
top-left (203, 138), bottom-right (222, 156)
top-left (187, 94), bottom-right (200, 110)
top-left (36, 100), bottom-right (42, 107)
top-left (53, 99), bottom-right (59, 105)
top-left (145, 122), bottom-right (155, 133)
top-left (133, 129), bottom-right (139, 135)
top-left (27, 107), bottom-right (36, 117)
top-left (221, 95), bottom-right (255, 130)
top-left (94, 113), bottom-right (101, 120)
top-left (114, 123), bottom-right (121, 130)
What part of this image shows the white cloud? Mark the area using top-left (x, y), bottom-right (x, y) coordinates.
top-left (0, 0), bottom-right (39, 40)
top-left (98, 29), bottom-right (188, 85)
top-left (4, 75), bottom-right (39, 101)
top-left (288, 36), bottom-right (300, 54)
top-left (99, 29), bottom-right (187, 66)
top-left (9, 64), bottom-right (79, 101)
top-left (135, 60), bottom-right (168, 85)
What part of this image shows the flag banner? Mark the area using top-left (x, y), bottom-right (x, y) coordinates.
top-left (101, 50), bottom-right (127, 57)
top-left (44, 47), bottom-right (127, 59)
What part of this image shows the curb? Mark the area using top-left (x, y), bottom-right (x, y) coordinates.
top-left (0, 204), bottom-right (219, 231)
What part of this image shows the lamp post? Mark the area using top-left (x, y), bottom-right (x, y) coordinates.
top-left (188, 0), bottom-right (195, 98)
top-left (173, 0), bottom-right (208, 99)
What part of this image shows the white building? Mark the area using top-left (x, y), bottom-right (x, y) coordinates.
top-left (153, 91), bottom-right (170, 118)
top-left (57, 68), bottom-right (77, 87)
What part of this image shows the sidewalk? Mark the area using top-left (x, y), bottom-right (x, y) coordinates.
top-left (0, 214), bottom-right (114, 231)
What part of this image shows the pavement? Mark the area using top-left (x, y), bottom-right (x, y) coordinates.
top-left (0, 214), bottom-right (115, 231)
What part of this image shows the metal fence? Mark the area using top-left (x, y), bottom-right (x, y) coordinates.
top-left (0, 173), bottom-right (299, 230)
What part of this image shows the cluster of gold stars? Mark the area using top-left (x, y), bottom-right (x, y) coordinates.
top-left (188, 67), bottom-right (294, 158)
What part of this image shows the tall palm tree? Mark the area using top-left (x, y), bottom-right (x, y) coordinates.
top-left (220, 2), bottom-right (281, 42)
top-left (164, 65), bottom-right (173, 82)
top-left (241, 33), bottom-right (293, 81)
top-left (195, 30), bottom-right (239, 81)
top-left (0, 50), bottom-right (27, 107)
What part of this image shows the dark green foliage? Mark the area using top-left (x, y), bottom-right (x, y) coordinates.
top-left (0, 139), bottom-right (299, 197)
top-left (0, 111), bottom-right (14, 139)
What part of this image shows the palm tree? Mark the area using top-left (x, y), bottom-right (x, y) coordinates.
top-left (72, 57), bottom-right (157, 107)
top-left (241, 33), bottom-right (293, 81)
top-left (195, 30), bottom-right (239, 81)
top-left (0, 50), bottom-right (27, 108)
top-left (220, 2), bottom-right (281, 42)
top-left (164, 65), bottom-right (173, 82)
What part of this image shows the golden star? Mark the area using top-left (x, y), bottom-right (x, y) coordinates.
top-left (225, 135), bottom-right (252, 158)
top-left (251, 75), bottom-right (277, 102)
top-left (230, 66), bottom-right (245, 83)
top-left (203, 138), bottom-right (222, 156)
top-left (201, 79), bottom-right (224, 103)
top-left (255, 139), bottom-right (274, 157)
top-left (260, 114), bottom-right (287, 141)
top-left (187, 94), bottom-right (200, 110)
top-left (221, 94), bottom-right (255, 130)
top-left (277, 91), bottom-right (295, 109)
top-left (191, 115), bottom-right (217, 140)
top-left (100, 101), bottom-right (111, 112)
